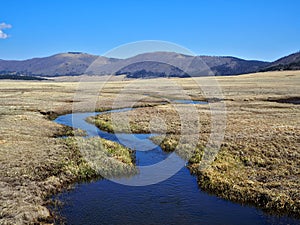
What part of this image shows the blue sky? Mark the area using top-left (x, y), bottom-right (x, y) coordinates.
top-left (0, 0), bottom-right (299, 61)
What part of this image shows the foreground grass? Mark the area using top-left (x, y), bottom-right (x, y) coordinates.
top-left (0, 119), bottom-right (135, 225)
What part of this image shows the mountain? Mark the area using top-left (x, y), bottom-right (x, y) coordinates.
top-left (0, 52), bottom-right (114, 76)
top-left (0, 51), bottom-right (298, 78)
top-left (200, 56), bottom-right (269, 75)
top-left (115, 61), bottom-right (190, 78)
top-left (89, 52), bottom-right (212, 77)
top-left (83, 51), bottom-right (270, 77)
top-left (261, 52), bottom-right (300, 71)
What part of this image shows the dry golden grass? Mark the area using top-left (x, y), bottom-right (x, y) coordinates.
top-left (0, 70), bottom-right (299, 223)
top-left (0, 81), bottom-right (135, 224)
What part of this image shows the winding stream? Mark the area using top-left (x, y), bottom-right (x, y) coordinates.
top-left (53, 106), bottom-right (299, 225)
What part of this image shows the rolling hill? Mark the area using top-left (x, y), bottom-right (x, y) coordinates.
top-left (0, 52), bottom-right (113, 76)
top-left (0, 51), bottom-right (299, 78)
top-left (261, 52), bottom-right (300, 71)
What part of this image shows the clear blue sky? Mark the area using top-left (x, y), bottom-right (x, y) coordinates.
top-left (1, 0), bottom-right (299, 61)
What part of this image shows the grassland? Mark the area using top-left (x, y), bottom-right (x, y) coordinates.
top-left (0, 71), bottom-right (299, 224)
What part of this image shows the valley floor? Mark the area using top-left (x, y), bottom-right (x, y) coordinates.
top-left (0, 71), bottom-right (299, 224)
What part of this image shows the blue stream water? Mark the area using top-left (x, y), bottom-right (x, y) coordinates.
top-left (53, 106), bottom-right (299, 225)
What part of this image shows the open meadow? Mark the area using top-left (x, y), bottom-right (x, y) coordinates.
top-left (0, 71), bottom-right (299, 224)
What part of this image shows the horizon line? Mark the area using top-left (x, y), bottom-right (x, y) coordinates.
top-left (1, 50), bottom-right (298, 62)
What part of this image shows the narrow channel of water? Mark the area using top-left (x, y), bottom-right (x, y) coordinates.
top-left (53, 107), bottom-right (299, 225)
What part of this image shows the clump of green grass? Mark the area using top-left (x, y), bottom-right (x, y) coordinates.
top-left (60, 137), bottom-right (98, 180)
top-left (87, 116), bottom-right (115, 133)
top-left (54, 125), bottom-right (87, 138)
top-left (150, 135), bottom-right (179, 152)
top-left (64, 137), bottom-right (137, 179)
top-left (151, 134), bottom-right (204, 163)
